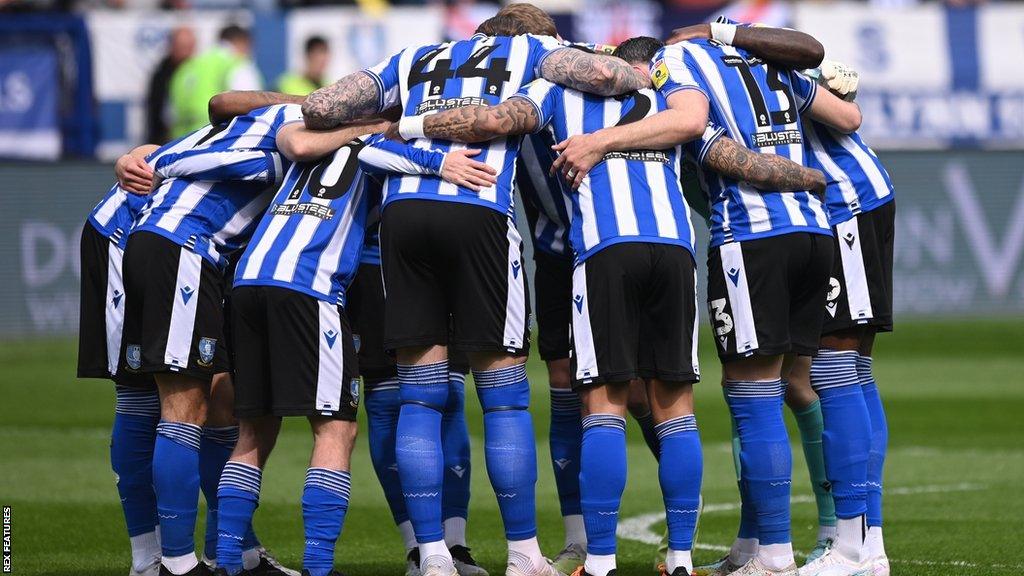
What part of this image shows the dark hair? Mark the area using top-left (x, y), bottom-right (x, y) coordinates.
top-left (475, 14), bottom-right (532, 37)
top-left (612, 36), bottom-right (664, 65)
top-left (304, 35), bottom-right (328, 54)
top-left (219, 24), bottom-right (250, 43)
top-left (495, 3), bottom-right (558, 37)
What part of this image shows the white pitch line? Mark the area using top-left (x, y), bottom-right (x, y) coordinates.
top-left (617, 483), bottom-right (1024, 570)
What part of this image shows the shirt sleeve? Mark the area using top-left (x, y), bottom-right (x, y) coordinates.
top-left (357, 134), bottom-right (445, 176)
top-left (362, 50), bottom-right (404, 114)
top-left (651, 44), bottom-right (709, 101)
top-left (525, 34), bottom-right (566, 79)
top-left (510, 79), bottom-right (559, 132)
top-left (153, 148), bottom-right (281, 186)
top-left (683, 122), bottom-right (727, 167)
top-left (789, 71), bottom-right (818, 114)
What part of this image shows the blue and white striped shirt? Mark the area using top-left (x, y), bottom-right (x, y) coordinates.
top-left (514, 43), bottom-right (616, 259)
top-left (88, 127), bottom-right (216, 249)
top-left (803, 121), bottom-right (895, 226)
top-left (363, 33), bottom-right (562, 216)
top-left (234, 134), bottom-right (447, 305)
top-left (132, 104), bottom-right (303, 268)
top-left (653, 40), bottom-right (830, 246)
top-left (358, 181), bottom-right (383, 267)
top-left (514, 79), bottom-right (698, 264)
top-left (516, 131), bottom-right (574, 258)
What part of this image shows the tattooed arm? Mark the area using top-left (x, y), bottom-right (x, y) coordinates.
top-left (704, 136), bottom-right (826, 193)
top-left (539, 48), bottom-right (651, 96)
top-left (302, 71), bottom-right (383, 130)
top-left (398, 98), bottom-right (541, 143)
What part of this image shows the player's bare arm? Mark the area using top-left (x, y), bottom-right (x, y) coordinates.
top-left (115, 144), bottom-right (160, 194)
top-left (208, 91), bottom-right (306, 125)
top-left (401, 98), bottom-right (541, 143)
top-left (539, 48), bottom-right (651, 96)
top-left (276, 120), bottom-right (392, 162)
top-left (704, 135), bottom-right (826, 193)
top-left (550, 89), bottom-right (708, 188)
top-left (666, 22), bottom-right (825, 70)
top-left (806, 85), bottom-right (862, 134)
top-left (302, 71), bottom-right (382, 130)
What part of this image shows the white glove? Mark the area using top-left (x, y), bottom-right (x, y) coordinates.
top-left (818, 60), bottom-right (859, 101)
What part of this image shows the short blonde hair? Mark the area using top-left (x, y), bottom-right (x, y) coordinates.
top-left (495, 3), bottom-right (558, 37)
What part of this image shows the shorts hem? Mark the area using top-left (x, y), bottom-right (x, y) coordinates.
top-left (637, 370), bottom-right (701, 384)
top-left (451, 340), bottom-right (529, 357)
top-left (235, 406), bottom-right (358, 421)
top-left (128, 365), bottom-right (217, 382)
top-left (717, 345), bottom-right (791, 363)
top-left (383, 335), bottom-right (448, 351)
top-left (572, 369), bottom-right (639, 388)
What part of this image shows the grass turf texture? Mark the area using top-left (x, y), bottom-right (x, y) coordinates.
top-left (2, 319), bottom-right (1023, 576)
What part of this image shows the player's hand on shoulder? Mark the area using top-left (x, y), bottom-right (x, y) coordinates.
top-left (115, 153), bottom-right (155, 195)
top-left (440, 148), bottom-right (498, 193)
top-left (665, 23), bottom-right (711, 45)
top-left (550, 132), bottom-right (610, 190)
top-left (818, 60), bottom-right (859, 101)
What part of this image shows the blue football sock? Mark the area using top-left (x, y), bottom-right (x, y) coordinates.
top-left (811, 349), bottom-right (871, 520)
top-left (579, 413), bottom-right (627, 556)
top-left (724, 387), bottom-right (758, 541)
top-left (474, 364), bottom-right (538, 541)
top-left (549, 388), bottom-right (583, 518)
top-left (724, 380), bottom-right (792, 545)
top-left (858, 355), bottom-right (888, 527)
top-left (442, 372), bottom-right (472, 523)
top-left (635, 411), bottom-right (662, 461)
top-left (656, 415), bottom-right (702, 552)
top-left (154, 420), bottom-right (203, 558)
top-left (365, 381), bottom-right (409, 527)
top-left (396, 362), bottom-right (449, 544)
top-left (111, 386), bottom-right (160, 538)
top-left (303, 468), bottom-right (352, 576)
top-left (216, 462), bottom-right (262, 575)
top-left (199, 426), bottom-right (238, 560)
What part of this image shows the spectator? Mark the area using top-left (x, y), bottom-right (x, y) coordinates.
top-left (168, 24), bottom-right (262, 137)
top-left (276, 35), bottom-right (330, 96)
top-left (146, 26), bottom-right (195, 144)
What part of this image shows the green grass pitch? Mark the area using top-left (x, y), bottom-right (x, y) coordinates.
top-left (2, 319), bottom-right (1023, 575)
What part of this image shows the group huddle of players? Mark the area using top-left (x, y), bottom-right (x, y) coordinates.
top-left (77, 4), bottom-right (896, 576)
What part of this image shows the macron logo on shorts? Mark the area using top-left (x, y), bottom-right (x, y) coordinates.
top-left (727, 267), bottom-right (741, 287)
top-left (511, 260), bottom-right (522, 279)
top-left (111, 290), bottom-right (123, 309)
top-left (180, 285), bottom-right (195, 304)
top-left (324, 329), bottom-right (338, 349)
top-left (573, 294), bottom-right (584, 313)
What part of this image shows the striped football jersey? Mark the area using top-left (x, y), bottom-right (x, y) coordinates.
top-left (653, 39), bottom-right (831, 247)
top-left (513, 79), bottom-right (701, 264)
top-left (363, 33), bottom-right (562, 216)
top-left (88, 126), bottom-right (216, 249)
top-left (803, 120), bottom-right (895, 226)
top-left (234, 135), bottom-right (446, 305)
top-left (132, 104), bottom-right (303, 268)
top-left (516, 131), bottom-right (574, 258)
